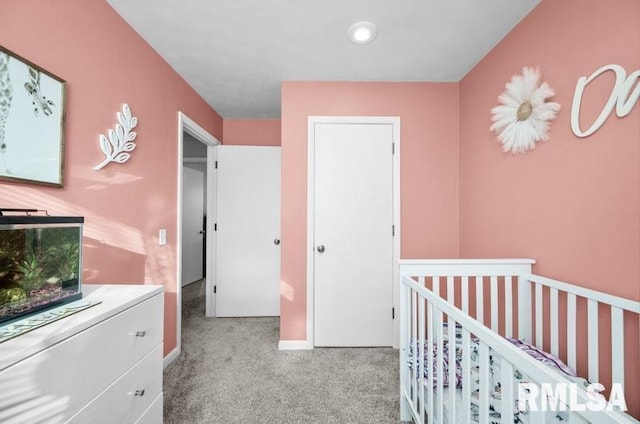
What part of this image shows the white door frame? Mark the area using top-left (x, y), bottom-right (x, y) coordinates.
top-left (306, 116), bottom-right (401, 349)
top-left (167, 112), bottom-right (220, 368)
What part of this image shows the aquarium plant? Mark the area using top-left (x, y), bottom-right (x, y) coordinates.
top-left (16, 253), bottom-right (46, 292)
top-left (44, 243), bottom-right (79, 282)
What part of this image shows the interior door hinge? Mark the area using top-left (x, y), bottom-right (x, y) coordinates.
top-left (392, 143), bottom-right (395, 155)
top-left (215, 161), bottom-right (218, 169)
top-left (392, 225), bottom-right (395, 237)
top-left (392, 307), bottom-right (395, 319)
top-left (214, 223), bottom-right (217, 231)
top-left (214, 285), bottom-right (217, 294)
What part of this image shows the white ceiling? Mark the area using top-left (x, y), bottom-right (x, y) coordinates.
top-left (106, 0), bottom-right (540, 119)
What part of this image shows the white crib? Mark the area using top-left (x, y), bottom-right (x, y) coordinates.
top-left (399, 259), bottom-right (640, 424)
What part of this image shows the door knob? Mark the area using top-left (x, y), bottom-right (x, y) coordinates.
top-left (317, 245), bottom-right (325, 253)
top-left (199, 230), bottom-right (206, 235)
top-left (274, 239), bottom-right (280, 246)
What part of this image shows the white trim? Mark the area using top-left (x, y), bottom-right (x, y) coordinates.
top-left (278, 340), bottom-right (314, 350)
top-left (306, 116), bottom-right (401, 349)
top-left (163, 346), bottom-right (180, 369)
top-left (391, 118), bottom-right (401, 348)
top-left (205, 145), bottom-right (218, 318)
top-left (176, 112), bottom-right (220, 363)
top-left (305, 120), bottom-right (315, 349)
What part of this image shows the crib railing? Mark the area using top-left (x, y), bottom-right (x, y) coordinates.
top-left (520, 273), bottom-right (640, 388)
top-left (399, 259), bottom-right (536, 341)
top-left (399, 259), bottom-right (640, 424)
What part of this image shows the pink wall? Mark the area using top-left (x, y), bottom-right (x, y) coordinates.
top-left (281, 82), bottom-right (459, 340)
top-left (459, 0), bottom-right (639, 416)
top-left (223, 119), bottom-right (281, 146)
top-left (3, 1), bottom-right (637, 414)
top-left (1, 0), bottom-right (223, 356)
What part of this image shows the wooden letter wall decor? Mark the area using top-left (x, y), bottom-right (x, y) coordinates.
top-left (571, 64), bottom-right (640, 137)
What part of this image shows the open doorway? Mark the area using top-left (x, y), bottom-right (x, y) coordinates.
top-left (170, 112), bottom-right (219, 367)
top-left (182, 134), bottom-right (207, 289)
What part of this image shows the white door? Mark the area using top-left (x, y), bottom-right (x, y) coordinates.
top-left (181, 163), bottom-right (205, 286)
top-left (215, 146), bottom-right (281, 317)
top-left (313, 122), bottom-right (394, 347)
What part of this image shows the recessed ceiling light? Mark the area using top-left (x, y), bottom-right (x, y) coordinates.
top-left (347, 21), bottom-right (378, 45)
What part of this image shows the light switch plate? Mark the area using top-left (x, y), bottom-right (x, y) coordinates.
top-left (159, 229), bottom-right (167, 246)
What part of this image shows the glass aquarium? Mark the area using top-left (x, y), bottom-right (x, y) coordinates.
top-left (0, 215), bottom-right (83, 325)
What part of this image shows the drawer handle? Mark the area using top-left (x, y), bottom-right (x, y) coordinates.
top-left (128, 330), bottom-right (146, 337)
top-left (128, 389), bottom-right (145, 397)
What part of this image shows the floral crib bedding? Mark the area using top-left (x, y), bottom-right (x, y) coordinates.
top-left (408, 323), bottom-right (590, 423)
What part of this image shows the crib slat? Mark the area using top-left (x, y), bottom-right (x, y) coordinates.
top-left (461, 329), bottom-right (471, 424)
top-left (535, 283), bottom-right (543, 349)
top-left (433, 276), bottom-right (439, 297)
top-left (447, 317), bottom-right (456, 423)
top-left (567, 293), bottom-right (577, 371)
top-left (501, 358), bottom-right (514, 424)
top-left (462, 276), bottom-right (469, 313)
top-left (399, 275), bottom-right (410, 422)
top-left (479, 342), bottom-right (490, 424)
top-left (490, 275), bottom-right (499, 332)
top-left (518, 276), bottom-right (532, 342)
top-left (426, 300), bottom-right (434, 424)
top-left (411, 290), bottom-right (418, 410)
top-left (587, 299), bottom-right (599, 383)
top-left (476, 276), bottom-right (484, 325)
top-left (420, 302), bottom-right (433, 423)
top-left (418, 291), bottom-right (426, 424)
top-left (447, 276), bottom-right (454, 304)
top-left (550, 288), bottom-right (559, 357)
top-left (436, 308), bottom-right (444, 424)
top-left (505, 276), bottom-right (513, 338)
top-left (611, 306), bottom-right (624, 389)
top-left (410, 290), bottom-right (416, 351)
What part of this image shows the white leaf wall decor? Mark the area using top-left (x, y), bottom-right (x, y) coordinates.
top-left (94, 104), bottom-right (138, 171)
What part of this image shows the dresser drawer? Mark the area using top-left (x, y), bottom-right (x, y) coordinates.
top-left (0, 292), bottom-right (163, 423)
top-left (69, 344), bottom-right (163, 424)
top-left (136, 393), bottom-right (163, 424)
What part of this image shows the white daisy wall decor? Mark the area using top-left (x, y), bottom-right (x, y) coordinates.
top-left (490, 67), bottom-right (561, 154)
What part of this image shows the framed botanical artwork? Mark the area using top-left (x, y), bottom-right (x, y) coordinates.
top-left (0, 45), bottom-right (66, 186)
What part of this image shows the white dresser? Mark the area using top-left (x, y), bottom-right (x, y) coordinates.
top-left (0, 285), bottom-right (164, 424)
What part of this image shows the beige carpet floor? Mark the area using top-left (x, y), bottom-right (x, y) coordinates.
top-left (163, 280), bottom-right (400, 423)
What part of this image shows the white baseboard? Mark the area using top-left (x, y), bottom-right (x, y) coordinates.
top-left (163, 346), bottom-right (180, 369)
top-left (278, 339), bottom-right (314, 350)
